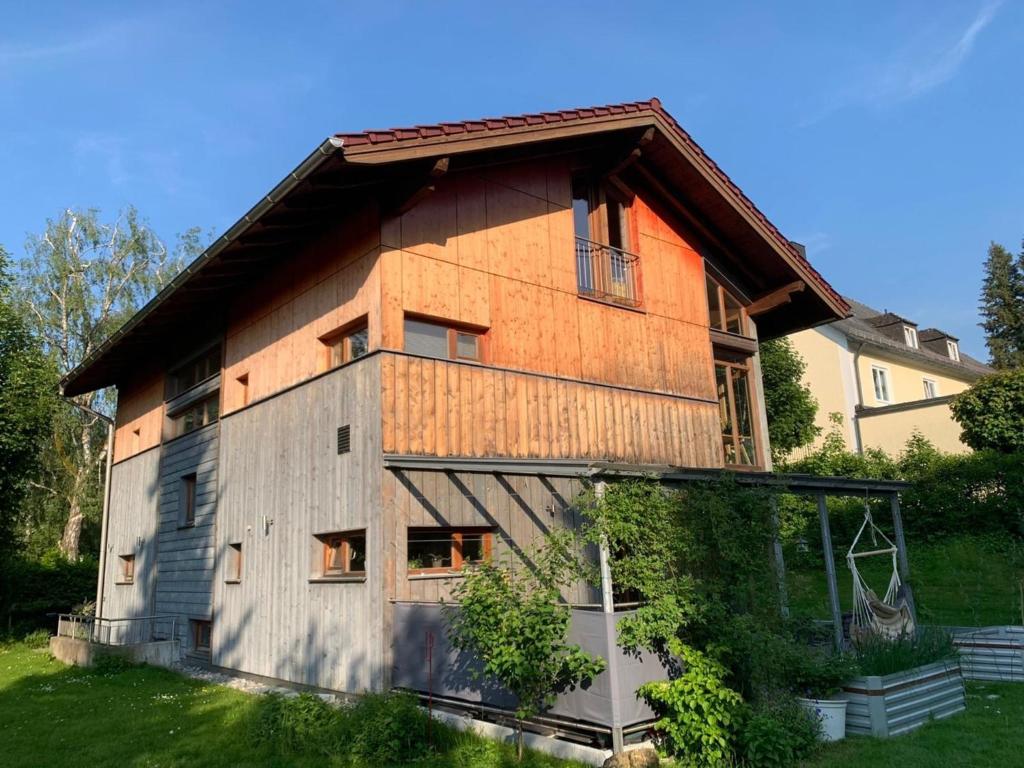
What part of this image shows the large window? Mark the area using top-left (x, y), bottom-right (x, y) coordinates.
top-left (407, 528), bottom-right (493, 575)
top-left (172, 395), bottom-right (219, 437)
top-left (572, 176), bottom-right (640, 307)
top-left (321, 322), bottom-right (369, 370)
top-left (320, 531), bottom-right (366, 578)
top-left (706, 273), bottom-right (747, 336)
top-left (404, 318), bottom-right (482, 362)
top-left (872, 366), bottom-right (892, 403)
top-left (168, 345), bottom-right (221, 398)
top-left (715, 355), bottom-right (757, 467)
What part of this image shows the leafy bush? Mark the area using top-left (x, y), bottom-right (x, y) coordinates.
top-left (346, 691), bottom-right (431, 765)
top-left (738, 695), bottom-right (820, 768)
top-left (638, 640), bottom-right (744, 767)
top-left (789, 648), bottom-right (859, 699)
top-left (0, 554), bottom-right (98, 635)
top-left (22, 628), bottom-right (50, 649)
top-left (950, 368), bottom-right (1024, 453)
top-left (853, 627), bottom-right (958, 677)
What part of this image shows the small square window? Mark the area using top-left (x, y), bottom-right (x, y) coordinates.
top-left (320, 531), bottom-right (366, 577)
top-left (191, 620), bottom-right (211, 651)
top-left (180, 474), bottom-right (197, 527)
top-left (118, 554), bottom-right (135, 584)
top-left (227, 543), bottom-right (242, 583)
top-left (321, 322), bottom-right (369, 370)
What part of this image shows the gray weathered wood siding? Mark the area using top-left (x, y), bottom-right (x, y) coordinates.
top-left (384, 468), bottom-right (599, 606)
top-left (211, 358), bottom-right (384, 692)
top-left (100, 447), bottom-right (162, 620)
top-left (154, 422), bottom-right (219, 647)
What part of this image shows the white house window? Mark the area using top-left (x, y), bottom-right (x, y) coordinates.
top-left (923, 379), bottom-right (938, 399)
top-left (871, 366), bottom-right (892, 403)
top-left (903, 326), bottom-right (918, 348)
top-left (947, 340), bottom-right (960, 361)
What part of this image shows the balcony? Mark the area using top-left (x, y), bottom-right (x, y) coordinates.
top-left (575, 237), bottom-right (641, 308)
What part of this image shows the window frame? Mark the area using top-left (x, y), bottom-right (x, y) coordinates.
top-left (117, 554), bottom-right (135, 585)
top-left (923, 378), bottom-right (938, 399)
top-left (171, 394), bottom-right (219, 437)
top-left (180, 473), bottom-right (197, 528)
top-left (226, 542), bottom-right (242, 583)
top-left (167, 343), bottom-right (222, 400)
top-left (947, 340), bottom-right (960, 361)
top-left (871, 365), bottom-right (892, 404)
top-left (714, 352), bottom-right (761, 469)
top-left (403, 317), bottom-right (485, 363)
top-left (407, 527), bottom-right (494, 576)
top-left (904, 326), bottom-right (919, 348)
top-left (191, 619), bottom-right (212, 652)
top-left (705, 271), bottom-right (749, 337)
top-left (321, 530), bottom-right (367, 578)
top-left (320, 320), bottom-right (370, 372)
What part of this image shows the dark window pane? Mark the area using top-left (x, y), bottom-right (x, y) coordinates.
top-left (723, 291), bottom-right (744, 335)
top-left (408, 530), bottom-right (453, 570)
top-left (456, 332), bottom-right (479, 360)
top-left (206, 396), bottom-right (219, 424)
top-left (348, 535), bottom-right (366, 572)
top-left (462, 533), bottom-right (485, 563)
top-left (404, 319), bottom-right (449, 358)
top-left (607, 199), bottom-right (624, 250)
top-left (348, 328), bottom-right (369, 360)
top-left (706, 276), bottom-right (722, 330)
top-left (572, 183), bottom-right (591, 240)
top-left (731, 368), bottom-right (755, 466)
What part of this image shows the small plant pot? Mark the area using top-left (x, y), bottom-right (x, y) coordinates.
top-left (797, 697), bottom-right (848, 742)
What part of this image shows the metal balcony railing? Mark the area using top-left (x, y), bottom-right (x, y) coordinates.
top-left (57, 614), bottom-right (177, 646)
top-left (575, 237), bottom-right (641, 308)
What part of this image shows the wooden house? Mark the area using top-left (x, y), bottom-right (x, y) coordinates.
top-left (62, 98), bottom-right (847, 748)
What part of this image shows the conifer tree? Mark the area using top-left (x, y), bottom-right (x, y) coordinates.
top-left (979, 241), bottom-right (1024, 369)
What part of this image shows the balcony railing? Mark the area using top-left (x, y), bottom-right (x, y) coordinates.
top-left (575, 237), bottom-right (641, 308)
top-left (57, 614), bottom-right (178, 646)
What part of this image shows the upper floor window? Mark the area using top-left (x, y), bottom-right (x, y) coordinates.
top-left (923, 378), bottom-right (938, 399)
top-left (404, 318), bottom-right (482, 362)
top-left (572, 176), bottom-right (640, 308)
top-left (904, 326), bottom-right (918, 348)
top-left (872, 366), bottom-right (892, 403)
top-left (172, 394), bottom-right (219, 437)
top-left (706, 273), bottom-right (747, 336)
top-left (947, 340), bottom-right (960, 361)
top-left (321, 322), bottom-right (369, 371)
top-left (715, 353), bottom-right (758, 467)
top-left (168, 344), bottom-right (221, 399)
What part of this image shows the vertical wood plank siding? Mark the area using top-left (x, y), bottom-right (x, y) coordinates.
top-left (212, 357), bottom-right (384, 693)
top-left (382, 353), bottom-right (723, 468)
top-left (100, 448), bottom-right (162, 620)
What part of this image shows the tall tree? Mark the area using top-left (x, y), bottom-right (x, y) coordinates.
top-left (17, 208), bottom-right (191, 559)
top-left (979, 241), bottom-right (1024, 369)
top-left (759, 337), bottom-right (820, 463)
top-left (0, 248), bottom-right (57, 557)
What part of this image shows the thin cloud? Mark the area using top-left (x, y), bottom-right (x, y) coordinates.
top-left (0, 18), bottom-right (147, 68)
top-left (803, 1), bottom-right (1003, 125)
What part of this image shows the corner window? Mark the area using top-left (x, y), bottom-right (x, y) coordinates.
top-left (404, 318), bottom-right (483, 362)
top-left (321, 321), bottom-right (369, 371)
top-left (904, 326), bottom-right (918, 348)
top-left (923, 378), bottom-right (938, 399)
top-left (191, 620), bottom-right (211, 651)
top-left (706, 272), bottom-right (747, 336)
top-left (407, 528), bottom-right (493, 575)
top-left (172, 395), bottom-right (219, 437)
top-left (320, 531), bottom-right (366, 577)
top-left (715, 355), bottom-right (758, 467)
top-left (180, 474), bottom-right (197, 527)
top-left (226, 543), bottom-right (242, 583)
top-left (118, 554), bottom-right (135, 584)
top-left (947, 340), bottom-right (960, 361)
top-left (572, 176), bottom-right (640, 307)
top-left (168, 344), bottom-right (221, 399)
top-left (872, 366), bottom-right (892, 403)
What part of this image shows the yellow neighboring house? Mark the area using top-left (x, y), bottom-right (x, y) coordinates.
top-left (788, 297), bottom-right (992, 456)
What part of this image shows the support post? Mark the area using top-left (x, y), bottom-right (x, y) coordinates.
top-left (817, 493), bottom-right (844, 652)
top-left (594, 480), bottom-right (624, 753)
top-left (889, 492), bottom-right (917, 622)
top-left (770, 497), bottom-right (790, 618)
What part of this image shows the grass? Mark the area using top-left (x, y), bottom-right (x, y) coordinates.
top-left (0, 643), bottom-right (584, 768)
top-left (786, 534), bottom-right (1024, 627)
top-left (800, 680), bottom-right (1024, 767)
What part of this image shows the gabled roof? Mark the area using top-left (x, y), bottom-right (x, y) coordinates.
top-left (919, 327), bottom-right (958, 342)
top-left (63, 98), bottom-right (848, 396)
top-left (832, 298), bottom-right (990, 378)
top-left (867, 312), bottom-right (915, 329)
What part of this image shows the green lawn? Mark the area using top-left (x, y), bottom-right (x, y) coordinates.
top-left (787, 535), bottom-right (1024, 627)
top-left (0, 643), bottom-right (583, 768)
top-left (800, 681), bottom-right (1024, 767)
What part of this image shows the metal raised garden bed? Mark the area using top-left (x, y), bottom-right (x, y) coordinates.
top-left (952, 626), bottom-right (1024, 682)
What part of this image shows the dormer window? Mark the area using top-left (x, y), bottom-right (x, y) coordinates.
top-left (903, 326), bottom-right (918, 348)
top-left (947, 340), bottom-right (960, 361)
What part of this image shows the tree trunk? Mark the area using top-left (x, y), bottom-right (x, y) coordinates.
top-left (59, 493), bottom-right (83, 561)
top-left (59, 423), bottom-right (94, 562)
top-left (517, 718), bottom-right (524, 762)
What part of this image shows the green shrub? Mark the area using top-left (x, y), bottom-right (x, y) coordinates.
top-left (346, 691), bottom-right (431, 765)
top-left (853, 627), bottom-right (958, 677)
top-left (92, 652), bottom-right (137, 675)
top-left (950, 368), bottom-right (1024, 453)
top-left (738, 695), bottom-right (820, 768)
top-left (0, 555), bottom-right (98, 635)
top-left (638, 640), bottom-right (744, 767)
top-left (790, 649), bottom-right (859, 699)
top-left (249, 692), bottom-right (342, 756)
top-left (22, 628), bottom-right (51, 649)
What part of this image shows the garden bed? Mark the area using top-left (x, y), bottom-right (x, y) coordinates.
top-left (839, 660), bottom-right (965, 737)
top-left (952, 627), bottom-right (1024, 682)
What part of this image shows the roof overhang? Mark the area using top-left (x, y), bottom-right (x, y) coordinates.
top-left (63, 100), bottom-right (847, 396)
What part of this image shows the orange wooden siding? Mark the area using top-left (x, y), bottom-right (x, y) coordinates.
top-left (113, 372), bottom-right (164, 462)
top-left (381, 353), bottom-right (723, 468)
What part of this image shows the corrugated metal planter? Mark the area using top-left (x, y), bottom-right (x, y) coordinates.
top-left (839, 660), bottom-right (965, 738)
top-left (953, 627), bottom-right (1024, 682)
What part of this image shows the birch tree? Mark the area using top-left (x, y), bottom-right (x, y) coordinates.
top-left (18, 208), bottom-right (197, 559)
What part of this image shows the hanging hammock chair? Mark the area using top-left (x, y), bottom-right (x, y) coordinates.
top-left (846, 501), bottom-right (915, 641)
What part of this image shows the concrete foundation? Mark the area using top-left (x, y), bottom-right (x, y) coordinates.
top-left (49, 636), bottom-right (180, 668)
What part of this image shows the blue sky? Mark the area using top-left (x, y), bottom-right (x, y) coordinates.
top-left (2, 1), bottom-right (1021, 359)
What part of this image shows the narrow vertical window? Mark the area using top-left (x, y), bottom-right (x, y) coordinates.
top-left (715, 356), bottom-right (758, 467)
top-left (118, 554), bottom-right (135, 584)
top-left (191, 620), bottom-right (211, 651)
top-left (180, 474), bottom-right (197, 527)
top-left (227, 543), bottom-right (242, 583)
top-left (872, 367), bottom-right (891, 403)
top-left (947, 340), bottom-right (960, 361)
top-left (572, 175), bottom-right (639, 307)
top-left (904, 326), bottom-right (918, 348)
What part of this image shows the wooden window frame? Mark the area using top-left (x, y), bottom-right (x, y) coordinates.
top-left (172, 394), bottom-right (219, 438)
top-left (321, 530), bottom-right (366, 578)
top-left (407, 527), bottom-right (494, 576)
top-left (320, 319), bottom-right (370, 372)
top-left (180, 473), bottom-right (197, 528)
top-left (117, 554), bottom-right (135, 585)
top-left (226, 542), bottom-right (242, 583)
top-left (166, 343), bottom-right (222, 400)
top-left (714, 352), bottom-right (762, 470)
top-left (191, 619), bottom-right (211, 652)
top-left (404, 316), bottom-right (486, 363)
top-left (705, 271), bottom-right (749, 337)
